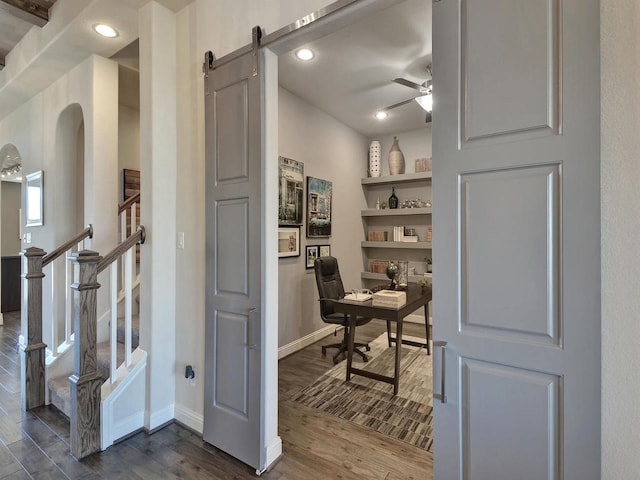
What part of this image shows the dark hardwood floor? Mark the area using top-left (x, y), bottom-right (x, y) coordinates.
top-left (0, 311), bottom-right (433, 479)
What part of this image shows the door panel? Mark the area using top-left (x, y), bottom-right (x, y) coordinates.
top-left (461, 358), bottom-right (560, 480)
top-left (204, 49), bottom-right (263, 470)
top-left (460, 164), bottom-right (560, 345)
top-left (216, 199), bottom-right (249, 295)
top-left (216, 80), bottom-right (249, 182)
top-left (433, 0), bottom-right (600, 478)
top-left (461, 0), bottom-right (560, 142)
top-left (214, 310), bottom-right (249, 417)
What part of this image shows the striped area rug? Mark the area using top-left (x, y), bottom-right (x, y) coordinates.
top-left (293, 333), bottom-right (433, 452)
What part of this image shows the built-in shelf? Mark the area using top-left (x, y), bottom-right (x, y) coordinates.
top-left (361, 272), bottom-right (432, 282)
top-left (361, 207), bottom-right (431, 217)
top-left (361, 171), bottom-right (432, 186)
top-left (361, 241), bottom-right (432, 249)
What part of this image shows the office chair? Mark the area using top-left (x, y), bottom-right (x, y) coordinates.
top-left (314, 256), bottom-right (371, 364)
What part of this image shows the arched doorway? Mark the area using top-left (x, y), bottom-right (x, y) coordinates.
top-left (0, 144), bottom-right (24, 320)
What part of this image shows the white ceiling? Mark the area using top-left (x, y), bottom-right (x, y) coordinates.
top-left (0, 0), bottom-right (430, 138)
top-left (278, 0), bottom-right (432, 138)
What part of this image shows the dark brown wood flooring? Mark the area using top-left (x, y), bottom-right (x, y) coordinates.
top-left (0, 311), bottom-right (433, 479)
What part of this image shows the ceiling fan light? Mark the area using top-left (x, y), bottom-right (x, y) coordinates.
top-left (374, 111), bottom-right (388, 120)
top-left (415, 94), bottom-right (433, 112)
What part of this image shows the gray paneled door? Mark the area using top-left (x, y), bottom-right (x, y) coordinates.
top-left (432, 1), bottom-right (600, 479)
top-left (203, 50), bottom-right (263, 469)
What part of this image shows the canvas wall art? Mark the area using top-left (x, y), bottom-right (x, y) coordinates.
top-left (306, 176), bottom-right (332, 238)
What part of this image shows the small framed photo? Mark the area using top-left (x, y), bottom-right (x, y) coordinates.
top-left (305, 245), bottom-right (319, 269)
top-left (319, 245), bottom-right (331, 258)
top-left (278, 227), bottom-right (300, 258)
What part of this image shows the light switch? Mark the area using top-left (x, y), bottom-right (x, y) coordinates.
top-left (177, 231), bottom-right (185, 249)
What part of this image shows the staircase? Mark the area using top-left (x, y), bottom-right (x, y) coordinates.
top-left (20, 195), bottom-right (147, 460)
top-left (47, 313), bottom-right (140, 418)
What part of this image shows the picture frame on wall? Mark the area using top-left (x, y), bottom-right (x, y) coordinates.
top-left (319, 245), bottom-right (331, 258)
top-left (278, 227), bottom-right (300, 258)
top-left (278, 157), bottom-right (304, 225)
top-left (305, 245), bottom-right (319, 269)
top-left (306, 176), bottom-right (332, 237)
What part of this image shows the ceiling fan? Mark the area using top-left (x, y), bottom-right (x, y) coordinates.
top-left (380, 66), bottom-right (433, 123)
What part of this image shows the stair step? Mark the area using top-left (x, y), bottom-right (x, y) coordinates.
top-left (117, 314), bottom-right (140, 349)
top-left (48, 341), bottom-right (129, 416)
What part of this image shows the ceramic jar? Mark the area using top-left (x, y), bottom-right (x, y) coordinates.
top-left (388, 136), bottom-right (405, 175)
top-left (369, 141), bottom-right (381, 177)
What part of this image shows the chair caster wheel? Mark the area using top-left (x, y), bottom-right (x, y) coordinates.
top-left (365, 345), bottom-right (371, 352)
top-left (363, 356), bottom-right (369, 362)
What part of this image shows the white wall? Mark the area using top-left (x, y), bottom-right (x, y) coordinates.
top-left (0, 54), bottom-right (119, 347)
top-left (601, 1), bottom-right (640, 477)
top-left (1, 182), bottom-right (21, 255)
top-left (278, 87), bottom-right (368, 348)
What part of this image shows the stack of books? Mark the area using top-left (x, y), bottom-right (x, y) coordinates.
top-left (393, 226), bottom-right (419, 242)
top-left (372, 290), bottom-right (407, 308)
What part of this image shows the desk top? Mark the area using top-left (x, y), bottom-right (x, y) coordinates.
top-left (333, 283), bottom-right (432, 321)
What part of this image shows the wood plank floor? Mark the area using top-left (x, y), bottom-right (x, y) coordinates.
top-left (0, 311), bottom-right (433, 479)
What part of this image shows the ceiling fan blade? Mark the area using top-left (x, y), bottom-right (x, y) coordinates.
top-left (383, 97), bottom-right (415, 111)
top-left (393, 77), bottom-right (428, 94)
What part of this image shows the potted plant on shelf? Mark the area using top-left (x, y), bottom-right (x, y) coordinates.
top-left (425, 256), bottom-right (432, 273)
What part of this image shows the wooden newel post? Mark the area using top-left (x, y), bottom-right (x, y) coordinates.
top-left (20, 247), bottom-right (47, 411)
top-left (69, 250), bottom-right (103, 460)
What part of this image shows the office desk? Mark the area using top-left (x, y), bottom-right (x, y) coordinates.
top-left (333, 284), bottom-right (432, 394)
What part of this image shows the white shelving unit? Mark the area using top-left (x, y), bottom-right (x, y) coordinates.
top-left (360, 171), bottom-right (432, 286)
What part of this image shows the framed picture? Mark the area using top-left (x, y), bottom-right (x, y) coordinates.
top-left (278, 227), bottom-right (300, 258)
top-left (319, 245), bottom-right (331, 258)
top-left (278, 157), bottom-right (304, 225)
top-left (306, 176), bottom-right (332, 237)
top-left (305, 245), bottom-right (319, 269)
top-left (25, 170), bottom-right (44, 227)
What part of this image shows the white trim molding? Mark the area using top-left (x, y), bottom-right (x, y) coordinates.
top-left (278, 325), bottom-right (336, 359)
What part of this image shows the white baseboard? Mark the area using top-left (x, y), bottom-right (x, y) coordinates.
top-left (174, 404), bottom-right (204, 434)
top-left (146, 403), bottom-right (175, 431)
top-left (278, 325), bottom-right (335, 359)
top-left (258, 436), bottom-right (283, 475)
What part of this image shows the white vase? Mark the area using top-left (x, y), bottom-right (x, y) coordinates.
top-left (388, 136), bottom-right (405, 175)
top-left (369, 141), bottom-right (381, 177)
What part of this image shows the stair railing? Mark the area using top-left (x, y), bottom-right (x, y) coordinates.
top-left (118, 193), bottom-right (140, 293)
top-left (97, 225), bottom-right (146, 383)
top-left (43, 225), bottom-right (93, 359)
top-left (20, 225), bottom-right (93, 411)
top-left (66, 225), bottom-right (145, 459)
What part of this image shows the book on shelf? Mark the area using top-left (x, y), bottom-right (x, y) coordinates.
top-left (367, 231), bottom-right (388, 242)
top-left (369, 260), bottom-right (390, 273)
top-left (402, 235), bottom-right (418, 242)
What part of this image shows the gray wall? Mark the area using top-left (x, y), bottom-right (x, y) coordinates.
top-left (278, 87), bottom-right (368, 348)
top-left (1, 182), bottom-right (21, 255)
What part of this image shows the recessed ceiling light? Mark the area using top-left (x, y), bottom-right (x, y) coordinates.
top-left (295, 48), bottom-right (314, 61)
top-left (93, 24), bottom-right (119, 38)
top-left (374, 111), bottom-right (388, 120)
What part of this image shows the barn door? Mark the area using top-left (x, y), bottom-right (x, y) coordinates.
top-left (432, 1), bottom-right (600, 478)
top-left (203, 46), bottom-right (264, 470)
